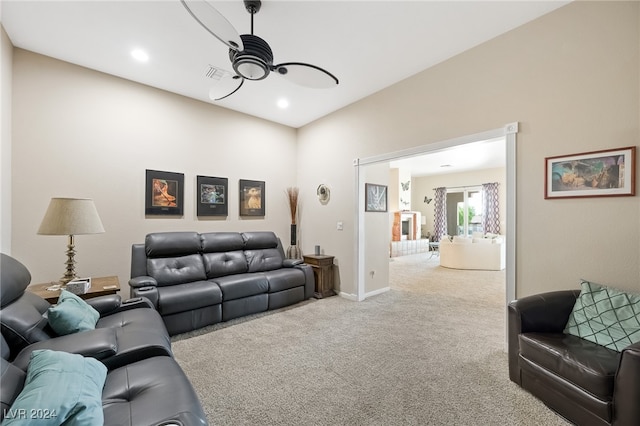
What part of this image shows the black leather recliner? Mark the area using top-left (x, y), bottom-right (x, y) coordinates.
top-left (509, 290), bottom-right (640, 425)
top-left (0, 333), bottom-right (208, 426)
top-left (0, 253), bottom-right (171, 369)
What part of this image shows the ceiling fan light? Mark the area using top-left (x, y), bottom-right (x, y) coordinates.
top-left (235, 58), bottom-right (269, 80)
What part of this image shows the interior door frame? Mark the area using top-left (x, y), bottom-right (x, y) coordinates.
top-left (354, 123), bottom-right (518, 308)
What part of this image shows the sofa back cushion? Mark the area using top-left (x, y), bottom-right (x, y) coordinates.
top-left (200, 233), bottom-right (249, 278)
top-left (241, 232), bottom-right (284, 272)
top-left (245, 249), bottom-right (284, 272)
top-left (201, 232), bottom-right (245, 253)
top-left (203, 251), bottom-right (248, 278)
top-left (242, 232), bottom-right (279, 250)
top-left (145, 232), bottom-right (201, 258)
top-left (0, 254), bottom-right (32, 308)
top-left (1, 292), bottom-right (54, 352)
top-left (147, 255), bottom-right (207, 286)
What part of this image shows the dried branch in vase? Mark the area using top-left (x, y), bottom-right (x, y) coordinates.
top-left (286, 187), bottom-right (299, 225)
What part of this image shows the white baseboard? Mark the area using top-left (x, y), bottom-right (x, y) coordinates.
top-left (365, 286), bottom-right (390, 299)
top-left (338, 292), bottom-right (358, 301)
top-left (339, 286), bottom-right (390, 301)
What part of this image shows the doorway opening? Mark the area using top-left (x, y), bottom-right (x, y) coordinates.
top-left (355, 123), bottom-right (517, 316)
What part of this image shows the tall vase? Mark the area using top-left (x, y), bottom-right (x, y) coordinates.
top-left (286, 224), bottom-right (302, 259)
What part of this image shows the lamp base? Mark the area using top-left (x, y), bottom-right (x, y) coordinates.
top-left (59, 235), bottom-right (78, 285)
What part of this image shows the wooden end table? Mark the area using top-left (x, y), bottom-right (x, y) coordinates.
top-left (303, 255), bottom-right (335, 298)
top-left (27, 276), bottom-right (121, 304)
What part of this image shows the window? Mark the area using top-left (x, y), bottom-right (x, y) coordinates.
top-left (450, 187), bottom-right (483, 236)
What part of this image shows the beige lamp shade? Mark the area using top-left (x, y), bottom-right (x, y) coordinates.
top-left (38, 198), bottom-right (105, 235)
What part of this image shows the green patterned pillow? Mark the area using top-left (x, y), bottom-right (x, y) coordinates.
top-left (564, 280), bottom-right (640, 352)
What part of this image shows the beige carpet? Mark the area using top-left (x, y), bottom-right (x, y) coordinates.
top-left (171, 253), bottom-right (568, 425)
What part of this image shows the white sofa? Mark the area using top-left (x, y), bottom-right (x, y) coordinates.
top-left (439, 234), bottom-right (505, 271)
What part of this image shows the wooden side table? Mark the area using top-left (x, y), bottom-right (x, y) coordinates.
top-left (303, 255), bottom-right (335, 298)
top-left (27, 276), bottom-right (121, 304)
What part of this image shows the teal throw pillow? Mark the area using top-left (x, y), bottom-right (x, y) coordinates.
top-left (564, 280), bottom-right (640, 351)
top-left (2, 349), bottom-right (106, 425)
top-left (47, 289), bottom-right (100, 335)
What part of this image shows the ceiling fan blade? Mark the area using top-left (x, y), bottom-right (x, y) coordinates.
top-left (274, 62), bottom-right (339, 89)
top-left (209, 75), bottom-right (245, 101)
top-left (180, 0), bottom-right (243, 51)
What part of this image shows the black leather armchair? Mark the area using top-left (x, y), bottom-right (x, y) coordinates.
top-left (0, 254), bottom-right (171, 369)
top-left (509, 290), bottom-right (640, 425)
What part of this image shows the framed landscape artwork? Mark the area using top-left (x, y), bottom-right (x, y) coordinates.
top-left (545, 146), bottom-right (636, 199)
top-left (239, 179), bottom-right (265, 217)
top-left (197, 175), bottom-right (228, 217)
top-left (145, 169), bottom-right (184, 215)
top-left (365, 183), bottom-right (388, 212)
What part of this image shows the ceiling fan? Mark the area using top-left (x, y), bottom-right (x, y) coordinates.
top-left (180, 0), bottom-right (339, 100)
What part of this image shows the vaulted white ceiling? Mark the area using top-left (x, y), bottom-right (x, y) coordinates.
top-left (1, 0), bottom-right (569, 129)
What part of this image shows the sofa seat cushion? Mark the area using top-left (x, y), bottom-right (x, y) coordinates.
top-left (215, 273), bottom-right (269, 301)
top-left (157, 280), bottom-right (222, 315)
top-left (264, 269), bottom-right (305, 293)
top-left (519, 332), bottom-right (620, 400)
top-left (102, 356), bottom-right (207, 426)
top-left (147, 254), bottom-right (206, 286)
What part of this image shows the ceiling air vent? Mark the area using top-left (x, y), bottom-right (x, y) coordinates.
top-left (204, 65), bottom-right (229, 81)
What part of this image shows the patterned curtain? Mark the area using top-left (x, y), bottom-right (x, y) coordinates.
top-left (433, 187), bottom-right (447, 241)
top-left (482, 182), bottom-right (500, 234)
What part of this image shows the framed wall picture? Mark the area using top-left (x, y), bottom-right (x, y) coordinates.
top-left (239, 179), bottom-right (265, 216)
top-left (545, 146), bottom-right (636, 199)
top-left (365, 183), bottom-right (388, 212)
top-left (197, 175), bottom-right (228, 216)
top-left (145, 169), bottom-right (184, 215)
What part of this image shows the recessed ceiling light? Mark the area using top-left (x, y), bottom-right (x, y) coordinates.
top-left (131, 49), bottom-right (149, 62)
top-left (277, 98), bottom-right (289, 109)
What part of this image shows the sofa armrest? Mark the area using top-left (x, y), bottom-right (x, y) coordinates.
top-left (119, 297), bottom-right (154, 310)
top-left (509, 290), bottom-right (580, 333)
top-left (86, 294), bottom-right (122, 316)
top-left (283, 258), bottom-right (304, 267)
top-left (507, 289), bottom-right (580, 384)
top-left (294, 263), bottom-right (315, 299)
top-left (12, 328), bottom-right (118, 371)
top-left (129, 276), bottom-right (158, 288)
top-left (131, 286), bottom-right (159, 309)
top-left (613, 342), bottom-right (640, 424)
top-left (154, 411), bottom-right (209, 426)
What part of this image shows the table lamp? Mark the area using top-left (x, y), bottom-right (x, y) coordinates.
top-left (37, 198), bottom-right (105, 285)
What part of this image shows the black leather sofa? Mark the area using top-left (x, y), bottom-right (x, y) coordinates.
top-left (129, 231), bottom-right (315, 335)
top-left (509, 290), bottom-right (640, 426)
top-left (0, 253), bottom-right (208, 425)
